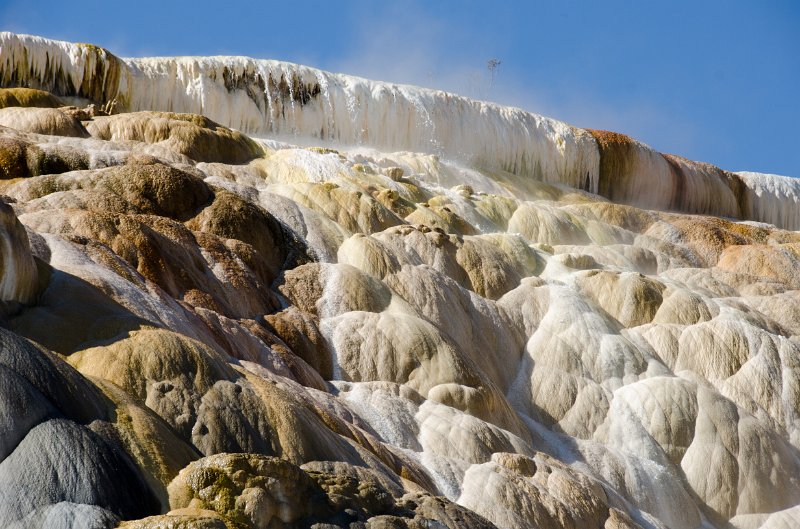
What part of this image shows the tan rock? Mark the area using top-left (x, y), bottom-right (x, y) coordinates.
top-left (87, 111), bottom-right (262, 164)
top-left (0, 87), bottom-right (63, 109)
top-left (0, 107), bottom-right (88, 137)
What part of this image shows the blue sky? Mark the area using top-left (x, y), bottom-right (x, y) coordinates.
top-left (2, 0), bottom-right (798, 176)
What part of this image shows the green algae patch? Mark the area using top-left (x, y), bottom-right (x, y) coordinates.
top-left (0, 88), bottom-right (64, 109)
top-left (0, 136), bottom-right (90, 179)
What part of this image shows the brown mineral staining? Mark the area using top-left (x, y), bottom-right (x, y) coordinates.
top-left (264, 307), bottom-right (333, 379)
top-left (10, 160), bottom-right (213, 220)
top-left (717, 243), bottom-right (800, 290)
top-left (587, 129), bottom-right (637, 199)
top-left (726, 170), bottom-right (752, 219)
top-left (187, 190), bottom-right (301, 281)
top-left (267, 71), bottom-right (321, 106)
top-left (214, 67), bottom-right (321, 114)
top-left (375, 188), bottom-right (416, 217)
top-left (661, 153), bottom-right (689, 211)
top-left (102, 160), bottom-right (214, 221)
top-left (652, 212), bottom-right (800, 268)
top-left (149, 453), bottom-right (492, 529)
top-left (405, 202), bottom-right (477, 236)
top-left (75, 43), bottom-right (125, 104)
top-left (590, 131), bottom-right (749, 222)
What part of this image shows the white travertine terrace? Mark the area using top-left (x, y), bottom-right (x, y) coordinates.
top-left (0, 32), bottom-right (799, 529)
top-left (1, 31), bottom-right (798, 228)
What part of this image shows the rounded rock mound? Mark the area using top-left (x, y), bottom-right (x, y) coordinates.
top-left (0, 107), bottom-right (89, 138)
top-left (0, 88), bottom-right (64, 109)
top-left (86, 111), bottom-right (262, 164)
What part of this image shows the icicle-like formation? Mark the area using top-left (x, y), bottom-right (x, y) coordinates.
top-left (737, 171), bottom-right (800, 230)
top-left (2, 32), bottom-right (799, 230)
top-left (122, 56), bottom-right (601, 192)
top-left (0, 32), bottom-right (600, 192)
top-left (0, 32), bottom-right (123, 105)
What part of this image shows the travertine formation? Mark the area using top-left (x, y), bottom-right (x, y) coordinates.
top-left (1, 33), bottom-right (800, 529)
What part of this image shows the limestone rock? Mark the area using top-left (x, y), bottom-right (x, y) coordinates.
top-left (2, 33), bottom-right (800, 529)
top-left (0, 87), bottom-right (64, 109)
top-left (0, 419), bottom-right (158, 526)
top-left (575, 270), bottom-right (665, 327)
top-left (264, 307), bottom-right (333, 379)
top-left (68, 329), bottom-right (236, 439)
top-left (167, 454), bottom-right (497, 529)
top-left (86, 112), bottom-right (262, 164)
top-left (0, 107), bottom-right (89, 137)
top-left (458, 452), bottom-right (611, 529)
top-left (0, 201), bottom-right (40, 305)
top-left (167, 453), bottom-right (323, 528)
top-left (187, 190), bottom-right (296, 282)
top-left (10, 160), bottom-right (213, 221)
top-left (0, 327), bottom-right (109, 422)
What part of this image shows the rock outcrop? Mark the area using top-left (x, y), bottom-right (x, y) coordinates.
top-left (0, 33), bottom-right (798, 529)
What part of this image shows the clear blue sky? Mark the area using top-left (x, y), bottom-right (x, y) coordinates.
top-left (2, 0), bottom-right (798, 176)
